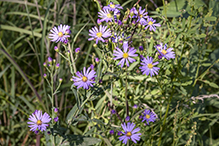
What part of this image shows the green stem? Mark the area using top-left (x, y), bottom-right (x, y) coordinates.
top-left (125, 67), bottom-right (129, 117)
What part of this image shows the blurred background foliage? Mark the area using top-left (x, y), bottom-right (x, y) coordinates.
top-left (0, 0), bottom-right (219, 145)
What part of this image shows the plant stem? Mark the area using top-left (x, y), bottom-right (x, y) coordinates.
top-left (125, 67), bottom-right (129, 117)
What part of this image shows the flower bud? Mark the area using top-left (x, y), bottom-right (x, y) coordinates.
top-left (56, 63), bottom-right (60, 69)
top-left (59, 78), bottom-right (63, 83)
top-left (43, 73), bottom-right (47, 78)
top-left (43, 62), bottom-right (46, 67)
top-left (54, 46), bottom-right (59, 52)
top-left (125, 116), bottom-right (130, 122)
top-left (54, 117), bottom-right (59, 122)
top-left (95, 58), bottom-right (99, 63)
top-left (93, 43), bottom-right (97, 48)
top-left (109, 130), bottom-right (114, 135)
top-left (75, 47), bottom-right (80, 53)
top-left (54, 108), bottom-right (58, 113)
top-left (48, 57), bottom-right (52, 63)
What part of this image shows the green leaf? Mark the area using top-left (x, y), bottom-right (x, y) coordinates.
top-left (66, 104), bottom-right (78, 124)
top-left (202, 80), bottom-right (219, 88)
top-left (204, 16), bottom-right (217, 21)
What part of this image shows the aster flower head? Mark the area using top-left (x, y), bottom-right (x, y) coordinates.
top-left (142, 109), bottom-right (157, 125)
top-left (49, 24), bottom-right (70, 43)
top-left (135, 7), bottom-right (148, 25)
top-left (155, 43), bottom-right (175, 60)
top-left (27, 110), bottom-right (51, 132)
top-left (88, 25), bottom-right (111, 44)
top-left (139, 56), bottom-right (160, 77)
top-left (98, 9), bottom-right (113, 23)
top-left (103, 2), bottom-right (123, 12)
top-left (72, 67), bottom-right (96, 89)
top-left (130, 7), bottom-right (138, 18)
top-left (145, 17), bottom-right (161, 32)
top-left (119, 122), bottom-right (141, 144)
top-left (113, 41), bottom-right (138, 68)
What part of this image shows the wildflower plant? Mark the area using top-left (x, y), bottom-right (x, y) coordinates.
top-left (19, 0), bottom-right (219, 146)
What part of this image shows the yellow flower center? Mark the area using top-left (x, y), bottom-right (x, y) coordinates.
top-left (110, 4), bottom-right (115, 8)
top-left (139, 14), bottom-right (143, 18)
top-left (107, 13), bottom-right (112, 18)
top-left (126, 131), bottom-right (132, 137)
top-left (96, 32), bottom-right (102, 38)
top-left (161, 49), bottom-right (167, 55)
top-left (147, 63), bottom-right (153, 69)
top-left (58, 32), bottom-right (63, 37)
top-left (146, 114), bottom-right (150, 119)
top-left (148, 21), bottom-right (153, 25)
top-left (123, 53), bottom-right (129, 59)
top-left (82, 76), bottom-right (88, 82)
top-left (36, 120), bottom-right (42, 125)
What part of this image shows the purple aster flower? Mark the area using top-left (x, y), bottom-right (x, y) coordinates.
top-left (88, 25), bottom-right (111, 44)
top-left (139, 56), bottom-right (160, 77)
top-left (129, 7), bottom-right (138, 18)
top-left (98, 9), bottom-right (113, 23)
top-left (48, 24), bottom-right (70, 43)
top-left (54, 117), bottom-right (59, 122)
top-left (139, 56), bottom-right (160, 76)
top-left (54, 108), bottom-right (58, 113)
top-left (72, 67), bottom-right (96, 89)
top-left (142, 109), bottom-right (157, 125)
top-left (145, 17), bottom-right (161, 32)
top-left (125, 116), bottom-right (130, 122)
top-left (111, 109), bottom-right (116, 114)
top-left (135, 7), bottom-right (148, 25)
top-left (113, 41), bottom-right (138, 68)
top-left (75, 47), bottom-right (80, 53)
top-left (27, 110), bottom-right (51, 132)
top-left (119, 122), bottom-right (141, 144)
top-left (109, 130), bottom-right (114, 135)
top-left (103, 2), bottom-right (123, 12)
top-left (155, 43), bottom-right (175, 60)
